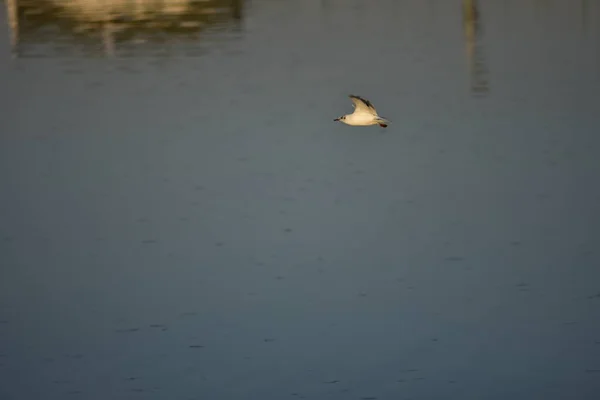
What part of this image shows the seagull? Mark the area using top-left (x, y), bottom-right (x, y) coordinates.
top-left (334, 95), bottom-right (390, 128)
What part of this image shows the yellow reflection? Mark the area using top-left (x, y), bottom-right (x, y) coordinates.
top-left (4, 0), bottom-right (244, 58)
top-left (462, 0), bottom-right (489, 97)
top-left (6, 0), bottom-right (19, 57)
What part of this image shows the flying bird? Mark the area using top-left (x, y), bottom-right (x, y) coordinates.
top-left (334, 95), bottom-right (390, 128)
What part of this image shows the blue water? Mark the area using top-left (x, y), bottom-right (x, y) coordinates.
top-left (1, 1), bottom-right (599, 399)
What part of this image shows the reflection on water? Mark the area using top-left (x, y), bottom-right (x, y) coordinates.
top-left (581, 0), bottom-right (591, 36)
top-left (462, 0), bottom-right (488, 97)
top-left (4, 0), bottom-right (243, 58)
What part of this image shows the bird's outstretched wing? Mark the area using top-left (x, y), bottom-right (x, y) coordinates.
top-left (349, 95), bottom-right (378, 115)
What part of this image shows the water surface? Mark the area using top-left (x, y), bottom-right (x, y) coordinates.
top-left (1, 1), bottom-right (600, 399)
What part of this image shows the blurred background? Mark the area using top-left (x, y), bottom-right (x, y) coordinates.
top-left (1, 1), bottom-right (599, 399)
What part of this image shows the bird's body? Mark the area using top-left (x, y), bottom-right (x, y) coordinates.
top-left (334, 95), bottom-right (390, 128)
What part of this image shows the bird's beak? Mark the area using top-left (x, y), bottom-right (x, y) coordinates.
top-left (333, 118), bottom-right (339, 122)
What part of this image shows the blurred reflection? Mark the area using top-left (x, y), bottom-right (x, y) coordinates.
top-left (462, 0), bottom-right (489, 97)
top-left (3, 0), bottom-right (244, 58)
top-left (6, 0), bottom-right (19, 57)
top-left (581, 0), bottom-right (588, 36)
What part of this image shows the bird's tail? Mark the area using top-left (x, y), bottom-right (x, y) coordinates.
top-left (376, 116), bottom-right (390, 128)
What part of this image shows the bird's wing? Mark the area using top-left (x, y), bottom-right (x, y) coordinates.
top-left (349, 95), bottom-right (377, 115)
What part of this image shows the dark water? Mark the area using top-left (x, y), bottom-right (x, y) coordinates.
top-left (1, 0), bottom-right (599, 399)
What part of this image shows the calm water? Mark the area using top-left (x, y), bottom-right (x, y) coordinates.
top-left (1, 1), bottom-right (599, 399)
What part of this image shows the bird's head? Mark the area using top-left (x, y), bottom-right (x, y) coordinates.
top-left (334, 115), bottom-right (346, 122)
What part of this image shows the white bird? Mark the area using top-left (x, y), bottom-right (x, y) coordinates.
top-left (334, 95), bottom-right (390, 128)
